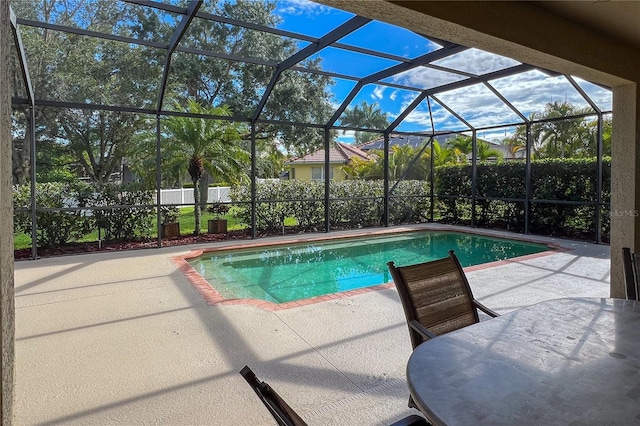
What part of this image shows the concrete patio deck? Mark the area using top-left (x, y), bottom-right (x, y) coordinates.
top-left (13, 225), bottom-right (611, 425)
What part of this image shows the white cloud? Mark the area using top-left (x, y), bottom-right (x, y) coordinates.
top-left (337, 129), bottom-right (357, 144)
top-left (432, 48), bottom-right (520, 76)
top-left (489, 70), bottom-right (596, 117)
top-left (372, 86), bottom-right (385, 100)
top-left (276, 0), bottom-right (332, 17)
top-left (573, 77), bottom-right (613, 111)
top-left (433, 83), bottom-right (524, 127)
top-left (390, 90), bottom-right (397, 101)
top-left (389, 66), bottom-right (467, 90)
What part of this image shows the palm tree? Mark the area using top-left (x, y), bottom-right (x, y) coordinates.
top-left (447, 135), bottom-right (503, 161)
top-left (164, 100), bottom-right (249, 235)
top-left (428, 140), bottom-right (465, 167)
top-left (341, 155), bottom-right (377, 179)
top-left (476, 140), bottom-right (504, 161)
top-left (447, 135), bottom-right (473, 155)
top-left (340, 101), bottom-right (390, 144)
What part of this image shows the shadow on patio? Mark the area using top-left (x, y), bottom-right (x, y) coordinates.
top-left (13, 227), bottom-right (609, 425)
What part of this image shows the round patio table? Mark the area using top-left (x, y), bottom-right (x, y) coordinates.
top-left (406, 297), bottom-right (640, 425)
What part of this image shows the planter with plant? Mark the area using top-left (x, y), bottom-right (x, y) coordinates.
top-left (207, 202), bottom-right (229, 234)
top-left (160, 206), bottom-right (181, 238)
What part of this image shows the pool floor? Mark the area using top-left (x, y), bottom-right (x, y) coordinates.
top-left (186, 231), bottom-right (550, 304)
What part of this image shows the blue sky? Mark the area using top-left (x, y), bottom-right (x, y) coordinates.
top-left (271, 0), bottom-right (613, 144)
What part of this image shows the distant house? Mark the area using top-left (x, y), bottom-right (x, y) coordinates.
top-left (357, 134), bottom-right (437, 151)
top-left (285, 143), bottom-right (371, 182)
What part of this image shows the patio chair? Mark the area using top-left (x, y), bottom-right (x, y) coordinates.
top-left (240, 365), bottom-right (307, 426)
top-left (387, 249), bottom-right (499, 350)
top-left (622, 247), bottom-right (639, 301)
top-left (239, 366), bottom-right (430, 426)
top-left (388, 250), bottom-right (499, 410)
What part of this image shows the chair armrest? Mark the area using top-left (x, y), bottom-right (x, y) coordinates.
top-left (473, 300), bottom-right (499, 318)
top-left (409, 319), bottom-right (437, 340)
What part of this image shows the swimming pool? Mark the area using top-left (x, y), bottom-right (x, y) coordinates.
top-left (187, 231), bottom-right (550, 304)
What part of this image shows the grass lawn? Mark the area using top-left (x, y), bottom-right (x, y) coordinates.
top-left (13, 206), bottom-right (249, 250)
top-left (177, 206), bottom-right (246, 234)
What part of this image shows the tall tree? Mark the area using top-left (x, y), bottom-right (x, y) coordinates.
top-left (342, 140), bottom-right (463, 181)
top-left (448, 135), bottom-right (503, 161)
top-left (168, 0), bottom-right (335, 157)
top-left (164, 101), bottom-right (249, 235)
top-left (12, 0), bottom-right (163, 183)
top-left (59, 110), bottom-right (145, 184)
top-left (447, 135), bottom-right (473, 155)
top-left (501, 102), bottom-right (598, 159)
top-left (339, 101), bottom-right (390, 144)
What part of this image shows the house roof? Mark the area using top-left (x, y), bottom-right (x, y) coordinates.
top-left (357, 133), bottom-right (457, 151)
top-left (357, 133), bottom-right (521, 159)
top-left (286, 143), bottom-right (371, 165)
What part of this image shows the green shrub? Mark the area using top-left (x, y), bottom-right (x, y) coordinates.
top-left (13, 182), bottom-right (157, 247)
top-left (13, 181), bottom-right (93, 248)
top-left (390, 180), bottom-right (432, 224)
top-left (230, 179), bottom-right (431, 233)
top-left (435, 157), bottom-right (611, 240)
top-left (89, 183), bottom-right (155, 242)
top-left (330, 180), bottom-right (383, 228)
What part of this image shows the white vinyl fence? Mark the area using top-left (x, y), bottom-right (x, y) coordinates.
top-left (158, 187), bottom-right (231, 205)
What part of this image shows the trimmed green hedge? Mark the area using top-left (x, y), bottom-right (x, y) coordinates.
top-left (13, 182), bottom-right (93, 248)
top-left (13, 182), bottom-right (156, 248)
top-left (90, 183), bottom-right (155, 241)
top-left (230, 179), bottom-right (431, 233)
top-left (15, 157), bottom-right (610, 248)
top-left (435, 157), bottom-right (610, 240)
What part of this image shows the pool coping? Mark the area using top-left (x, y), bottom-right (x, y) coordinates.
top-left (171, 225), bottom-right (567, 311)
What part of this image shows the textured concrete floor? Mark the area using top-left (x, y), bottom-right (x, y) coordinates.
top-left (13, 225), bottom-right (610, 425)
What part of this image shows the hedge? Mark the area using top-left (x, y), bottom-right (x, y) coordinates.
top-left (14, 157), bottom-right (610, 248)
top-left (13, 182), bottom-right (156, 248)
top-left (230, 179), bottom-right (431, 233)
top-left (435, 157), bottom-right (610, 240)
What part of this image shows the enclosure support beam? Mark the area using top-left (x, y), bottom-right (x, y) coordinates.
top-left (567, 75), bottom-right (604, 244)
top-left (524, 123), bottom-right (532, 235)
top-left (430, 95), bottom-right (473, 130)
top-left (155, 116), bottom-right (163, 248)
top-left (157, 0), bottom-right (201, 112)
top-left (595, 112), bottom-right (604, 244)
top-left (324, 127), bottom-right (330, 233)
top-left (29, 106), bottom-right (37, 260)
top-left (383, 132), bottom-right (390, 227)
top-left (471, 130), bottom-right (477, 228)
top-left (253, 15), bottom-right (370, 122)
top-left (386, 93), bottom-right (428, 133)
top-left (250, 123), bottom-right (257, 239)
top-left (10, 8), bottom-right (34, 106)
top-left (328, 44), bottom-right (468, 127)
top-left (429, 140), bottom-right (435, 222)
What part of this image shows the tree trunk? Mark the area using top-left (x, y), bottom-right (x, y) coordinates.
top-left (193, 178), bottom-right (201, 235)
top-left (199, 172), bottom-right (211, 210)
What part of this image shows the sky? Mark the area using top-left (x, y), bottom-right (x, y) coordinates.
top-left (271, 0), bottom-right (613, 144)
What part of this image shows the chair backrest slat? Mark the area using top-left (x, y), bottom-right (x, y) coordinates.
top-left (388, 250), bottom-right (480, 349)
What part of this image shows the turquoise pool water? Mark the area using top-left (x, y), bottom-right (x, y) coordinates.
top-left (188, 231), bottom-right (548, 304)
